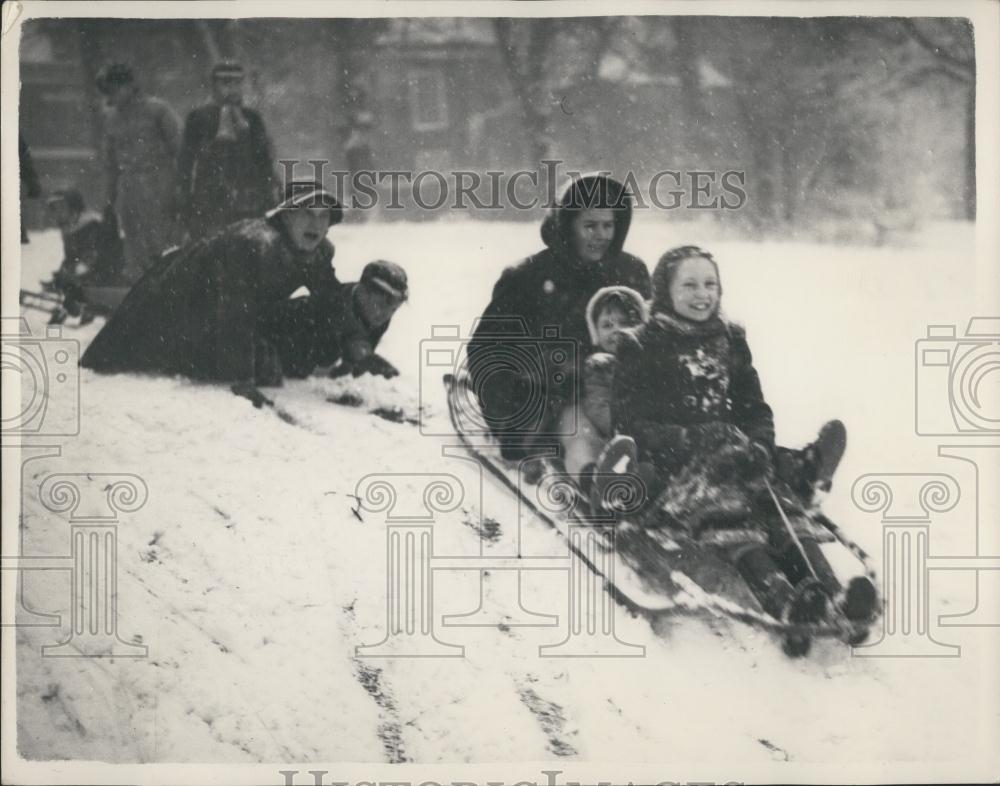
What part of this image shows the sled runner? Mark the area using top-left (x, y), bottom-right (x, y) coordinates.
top-left (20, 285), bottom-right (129, 325)
top-left (443, 371), bottom-right (880, 656)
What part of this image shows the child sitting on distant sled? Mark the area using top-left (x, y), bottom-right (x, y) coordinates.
top-left (42, 188), bottom-right (125, 325)
top-left (610, 245), bottom-right (876, 630)
top-left (557, 286), bottom-right (648, 505)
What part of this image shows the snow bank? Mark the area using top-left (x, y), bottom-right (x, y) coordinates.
top-left (9, 220), bottom-right (998, 778)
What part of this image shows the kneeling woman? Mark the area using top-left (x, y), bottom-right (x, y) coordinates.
top-left (81, 181), bottom-right (405, 401)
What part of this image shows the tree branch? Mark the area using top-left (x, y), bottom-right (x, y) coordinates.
top-left (901, 19), bottom-right (974, 73)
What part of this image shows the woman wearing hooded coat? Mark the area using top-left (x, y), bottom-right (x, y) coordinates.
top-left (467, 174), bottom-right (651, 461)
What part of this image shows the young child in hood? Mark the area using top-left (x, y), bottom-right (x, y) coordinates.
top-left (558, 286), bottom-right (648, 503)
top-left (612, 245), bottom-right (876, 630)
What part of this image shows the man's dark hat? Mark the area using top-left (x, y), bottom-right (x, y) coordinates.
top-left (95, 63), bottom-right (135, 94)
top-left (46, 188), bottom-right (85, 214)
top-left (361, 260), bottom-right (408, 302)
top-left (212, 61), bottom-right (245, 80)
top-left (266, 179), bottom-right (343, 225)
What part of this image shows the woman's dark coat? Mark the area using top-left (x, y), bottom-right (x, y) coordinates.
top-left (81, 217), bottom-right (341, 383)
top-left (467, 174), bottom-right (650, 455)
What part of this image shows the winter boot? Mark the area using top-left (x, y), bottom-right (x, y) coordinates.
top-left (520, 455), bottom-right (553, 486)
top-left (784, 577), bottom-right (830, 626)
top-left (776, 420), bottom-right (847, 506)
top-left (732, 543), bottom-right (829, 617)
top-left (837, 575), bottom-right (879, 623)
top-left (589, 435), bottom-right (642, 517)
top-left (781, 577), bottom-right (830, 657)
top-left (804, 419), bottom-right (847, 500)
top-left (731, 543), bottom-right (799, 620)
top-left (775, 537), bottom-right (842, 597)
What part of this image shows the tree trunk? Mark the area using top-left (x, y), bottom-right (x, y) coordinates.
top-left (494, 19), bottom-right (554, 163)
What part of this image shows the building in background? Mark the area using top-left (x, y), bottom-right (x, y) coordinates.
top-left (18, 16), bottom-right (973, 233)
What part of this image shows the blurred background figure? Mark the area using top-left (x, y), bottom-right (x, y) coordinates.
top-left (97, 62), bottom-right (181, 283)
top-left (17, 18), bottom-right (975, 242)
top-left (19, 133), bottom-right (42, 243)
top-left (41, 188), bottom-right (125, 324)
top-left (176, 60), bottom-right (277, 241)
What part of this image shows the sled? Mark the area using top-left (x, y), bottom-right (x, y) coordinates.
top-left (443, 371), bottom-right (880, 655)
top-left (20, 285), bottom-right (128, 324)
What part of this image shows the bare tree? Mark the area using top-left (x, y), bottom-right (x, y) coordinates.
top-left (493, 18), bottom-right (559, 161)
top-left (853, 18), bottom-right (975, 219)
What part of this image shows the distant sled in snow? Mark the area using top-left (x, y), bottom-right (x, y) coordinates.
top-left (443, 371), bottom-right (881, 657)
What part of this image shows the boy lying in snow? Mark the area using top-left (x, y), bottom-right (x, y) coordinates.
top-left (610, 245), bottom-right (876, 628)
top-left (257, 259), bottom-right (408, 383)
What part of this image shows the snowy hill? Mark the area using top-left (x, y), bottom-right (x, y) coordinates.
top-left (8, 219), bottom-right (999, 780)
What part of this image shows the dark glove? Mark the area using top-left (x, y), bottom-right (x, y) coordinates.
top-left (636, 422), bottom-right (690, 468)
top-left (329, 354), bottom-right (399, 379)
top-left (231, 382), bottom-right (274, 409)
top-left (687, 422), bottom-right (744, 452)
top-left (352, 353), bottom-right (399, 379)
top-left (609, 326), bottom-right (643, 358)
top-left (329, 361), bottom-right (352, 379)
top-left (345, 337), bottom-right (374, 364)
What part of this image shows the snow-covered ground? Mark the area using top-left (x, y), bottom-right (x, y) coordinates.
top-left (7, 218), bottom-right (1000, 781)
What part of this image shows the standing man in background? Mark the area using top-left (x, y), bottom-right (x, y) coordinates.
top-left (176, 61), bottom-right (277, 241)
top-left (97, 63), bottom-right (182, 283)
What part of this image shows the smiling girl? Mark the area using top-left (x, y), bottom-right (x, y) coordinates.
top-left (611, 245), bottom-right (877, 630)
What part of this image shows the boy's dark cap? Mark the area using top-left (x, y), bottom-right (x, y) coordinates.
top-left (361, 260), bottom-right (408, 301)
top-left (46, 188), bottom-right (85, 214)
top-left (265, 179), bottom-right (343, 224)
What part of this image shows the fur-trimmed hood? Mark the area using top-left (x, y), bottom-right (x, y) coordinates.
top-left (540, 173), bottom-right (633, 263)
top-left (585, 285), bottom-right (650, 345)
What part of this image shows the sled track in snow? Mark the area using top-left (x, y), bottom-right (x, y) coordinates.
top-left (353, 663), bottom-right (409, 763)
top-left (515, 679), bottom-right (578, 757)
